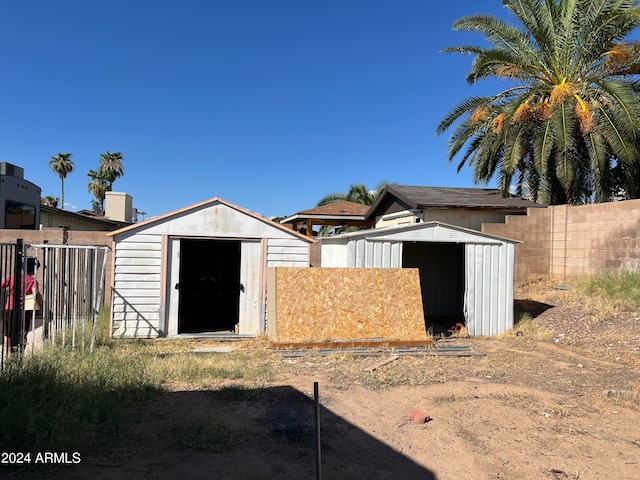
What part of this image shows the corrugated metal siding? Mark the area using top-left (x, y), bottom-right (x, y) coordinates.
top-left (112, 234), bottom-right (163, 337)
top-left (348, 240), bottom-right (402, 268)
top-left (465, 243), bottom-right (514, 336)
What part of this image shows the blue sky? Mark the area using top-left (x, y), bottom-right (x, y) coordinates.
top-left (1, 1), bottom-right (511, 220)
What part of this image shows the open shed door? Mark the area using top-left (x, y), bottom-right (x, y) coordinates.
top-left (402, 241), bottom-right (465, 333)
top-left (166, 238), bottom-right (263, 336)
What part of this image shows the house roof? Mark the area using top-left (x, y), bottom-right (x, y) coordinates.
top-left (40, 205), bottom-right (130, 229)
top-left (279, 200), bottom-right (376, 233)
top-left (106, 196), bottom-right (315, 243)
top-left (298, 200), bottom-right (370, 216)
top-left (366, 185), bottom-right (546, 220)
top-left (281, 200), bottom-right (371, 223)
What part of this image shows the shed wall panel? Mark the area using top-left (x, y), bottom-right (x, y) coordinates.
top-left (111, 235), bottom-right (166, 337)
top-left (465, 243), bottom-right (514, 336)
top-left (266, 239), bottom-right (309, 267)
top-left (321, 242), bottom-right (348, 267)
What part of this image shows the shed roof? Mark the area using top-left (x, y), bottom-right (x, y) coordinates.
top-left (107, 196), bottom-right (315, 242)
top-left (366, 185), bottom-right (545, 220)
top-left (320, 220), bottom-right (521, 244)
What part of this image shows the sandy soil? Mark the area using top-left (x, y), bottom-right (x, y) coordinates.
top-left (11, 284), bottom-right (640, 480)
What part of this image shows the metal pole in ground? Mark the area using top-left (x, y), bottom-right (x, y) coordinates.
top-left (314, 381), bottom-right (322, 480)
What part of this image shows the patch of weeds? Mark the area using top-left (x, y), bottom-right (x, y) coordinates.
top-left (0, 349), bottom-right (162, 455)
top-left (573, 271), bottom-right (640, 323)
top-left (150, 351), bottom-right (274, 386)
top-left (360, 369), bottom-right (410, 390)
top-left (578, 271), bottom-right (640, 306)
top-left (173, 417), bottom-right (252, 452)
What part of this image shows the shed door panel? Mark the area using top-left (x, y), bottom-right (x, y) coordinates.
top-left (238, 241), bottom-right (262, 334)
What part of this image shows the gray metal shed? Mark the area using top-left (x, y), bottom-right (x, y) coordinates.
top-left (321, 222), bottom-right (519, 336)
top-left (107, 197), bottom-right (314, 338)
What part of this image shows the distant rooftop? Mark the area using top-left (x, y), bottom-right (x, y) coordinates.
top-left (366, 185), bottom-right (545, 219)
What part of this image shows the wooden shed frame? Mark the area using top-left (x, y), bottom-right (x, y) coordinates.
top-left (107, 197), bottom-right (314, 338)
top-left (320, 221), bottom-right (520, 336)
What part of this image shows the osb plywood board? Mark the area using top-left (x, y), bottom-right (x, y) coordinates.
top-left (272, 267), bottom-right (426, 342)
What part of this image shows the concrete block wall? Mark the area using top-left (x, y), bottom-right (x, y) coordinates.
top-left (483, 207), bottom-right (552, 280)
top-left (482, 199), bottom-right (640, 280)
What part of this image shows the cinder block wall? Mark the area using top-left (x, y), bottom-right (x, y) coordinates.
top-left (482, 199), bottom-right (640, 280)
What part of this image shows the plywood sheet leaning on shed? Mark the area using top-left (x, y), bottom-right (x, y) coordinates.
top-left (270, 267), bottom-right (426, 342)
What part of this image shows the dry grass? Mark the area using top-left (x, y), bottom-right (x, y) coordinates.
top-left (327, 355), bottom-right (449, 390)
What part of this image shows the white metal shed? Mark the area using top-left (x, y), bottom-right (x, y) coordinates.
top-left (107, 197), bottom-right (313, 338)
top-left (321, 222), bottom-right (519, 336)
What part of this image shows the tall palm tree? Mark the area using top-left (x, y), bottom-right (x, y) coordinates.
top-left (436, 0), bottom-right (640, 205)
top-left (48, 153), bottom-right (74, 209)
top-left (317, 181), bottom-right (393, 206)
top-left (98, 151), bottom-right (124, 191)
top-left (87, 169), bottom-right (108, 214)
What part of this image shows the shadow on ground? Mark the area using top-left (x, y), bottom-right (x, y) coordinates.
top-left (22, 386), bottom-right (437, 480)
top-left (514, 299), bottom-right (554, 319)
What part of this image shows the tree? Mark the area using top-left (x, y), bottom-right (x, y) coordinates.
top-left (48, 153), bottom-right (74, 209)
top-left (98, 151), bottom-right (124, 191)
top-left (317, 181), bottom-right (393, 207)
top-left (87, 169), bottom-right (109, 214)
top-left (41, 195), bottom-right (59, 208)
top-left (436, 0), bottom-right (640, 205)
top-left (315, 181), bottom-right (394, 235)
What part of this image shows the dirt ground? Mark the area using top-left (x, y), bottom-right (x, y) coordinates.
top-left (11, 282), bottom-right (640, 480)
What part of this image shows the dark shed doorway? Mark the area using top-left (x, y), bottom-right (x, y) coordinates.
top-left (402, 242), bottom-right (465, 334)
top-left (177, 239), bottom-right (241, 333)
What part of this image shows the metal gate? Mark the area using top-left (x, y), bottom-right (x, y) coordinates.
top-left (0, 240), bottom-right (108, 367)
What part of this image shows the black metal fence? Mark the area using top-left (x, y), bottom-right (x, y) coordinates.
top-left (0, 240), bottom-right (108, 368)
top-left (0, 239), bottom-right (26, 367)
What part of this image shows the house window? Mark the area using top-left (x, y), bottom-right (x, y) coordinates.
top-left (5, 201), bottom-right (36, 229)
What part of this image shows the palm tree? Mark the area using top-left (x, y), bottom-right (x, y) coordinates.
top-left (48, 153), bottom-right (74, 209)
top-left (41, 195), bottom-right (59, 208)
top-left (87, 169), bottom-right (109, 214)
top-left (315, 181), bottom-right (394, 235)
top-left (436, 0), bottom-right (640, 205)
top-left (98, 151), bottom-right (124, 191)
top-left (317, 181), bottom-right (393, 206)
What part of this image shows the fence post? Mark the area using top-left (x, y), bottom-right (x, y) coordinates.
top-left (9, 239), bottom-right (23, 354)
